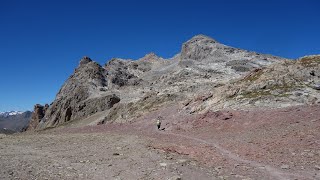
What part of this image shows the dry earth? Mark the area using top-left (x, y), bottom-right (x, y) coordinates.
top-left (1, 105), bottom-right (320, 180)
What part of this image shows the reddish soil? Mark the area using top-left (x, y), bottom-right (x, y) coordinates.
top-left (1, 105), bottom-right (319, 179)
top-left (60, 105), bottom-right (320, 179)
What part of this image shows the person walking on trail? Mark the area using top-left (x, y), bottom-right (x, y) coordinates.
top-left (156, 119), bottom-right (161, 130)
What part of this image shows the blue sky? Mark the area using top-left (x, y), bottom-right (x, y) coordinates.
top-left (0, 0), bottom-right (319, 111)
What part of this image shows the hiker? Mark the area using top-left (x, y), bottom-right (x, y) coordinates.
top-left (156, 119), bottom-right (161, 130)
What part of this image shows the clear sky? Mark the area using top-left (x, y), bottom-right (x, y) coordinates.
top-left (0, 0), bottom-right (319, 112)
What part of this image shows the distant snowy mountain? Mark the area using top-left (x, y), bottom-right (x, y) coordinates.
top-left (0, 111), bottom-right (32, 133)
top-left (0, 111), bottom-right (24, 118)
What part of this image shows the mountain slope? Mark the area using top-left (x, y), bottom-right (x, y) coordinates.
top-left (182, 55), bottom-right (320, 114)
top-left (30, 34), bottom-right (292, 130)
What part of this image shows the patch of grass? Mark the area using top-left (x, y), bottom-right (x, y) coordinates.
top-left (268, 83), bottom-right (296, 91)
top-left (238, 90), bottom-right (291, 99)
top-left (237, 83), bottom-right (299, 99)
top-left (276, 93), bottom-right (291, 98)
top-left (238, 90), bottom-right (272, 99)
top-left (243, 69), bottom-right (264, 82)
top-left (138, 94), bottom-right (177, 111)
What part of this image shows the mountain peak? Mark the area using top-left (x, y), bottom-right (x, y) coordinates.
top-left (138, 52), bottom-right (162, 62)
top-left (79, 56), bottom-right (93, 66)
top-left (144, 52), bottom-right (158, 58)
top-left (188, 34), bottom-right (219, 44)
top-left (181, 34), bottom-right (222, 61)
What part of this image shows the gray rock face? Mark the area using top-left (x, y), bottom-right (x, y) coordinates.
top-left (105, 58), bottom-right (141, 87)
top-left (37, 57), bottom-right (121, 129)
top-left (57, 57), bottom-right (108, 100)
top-left (27, 104), bottom-right (48, 131)
top-left (180, 35), bottom-right (284, 71)
top-left (79, 56), bottom-right (92, 65)
top-left (181, 35), bottom-right (220, 61)
top-left (32, 34), bottom-right (302, 129)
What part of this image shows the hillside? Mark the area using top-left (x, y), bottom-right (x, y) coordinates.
top-left (183, 55), bottom-right (320, 113)
top-left (29, 35), bottom-right (291, 129)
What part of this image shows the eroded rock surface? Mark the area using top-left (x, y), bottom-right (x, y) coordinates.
top-left (183, 55), bottom-right (320, 113)
top-left (27, 104), bottom-right (48, 130)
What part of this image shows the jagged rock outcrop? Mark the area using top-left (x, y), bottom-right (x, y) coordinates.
top-left (27, 104), bottom-right (48, 130)
top-left (35, 57), bottom-right (121, 129)
top-left (31, 34), bottom-right (311, 129)
top-left (105, 58), bottom-right (141, 87)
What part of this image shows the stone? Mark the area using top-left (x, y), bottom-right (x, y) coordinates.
top-left (0, 134), bottom-right (6, 139)
top-left (215, 166), bottom-right (223, 171)
top-left (159, 163), bottom-right (167, 167)
top-left (177, 159), bottom-right (188, 164)
top-left (313, 84), bottom-right (320, 90)
top-left (281, 164), bottom-right (290, 169)
top-left (307, 153), bottom-right (314, 157)
top-left (234, 175), bottom-right (245, 178)
top-left (27, 104), bottom-right (48, 130)
top-left (234, 164), bottom-right (240, 168)
top-left (169, 175), bottom-right (182, 180)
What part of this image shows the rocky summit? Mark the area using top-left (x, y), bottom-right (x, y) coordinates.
top-left (28, 35), bottom-right (320, 130)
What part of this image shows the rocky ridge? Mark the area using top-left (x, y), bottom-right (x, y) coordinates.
top-left (37, 57), bottom-right (121, 129)
top-left (29, 35), bottom-right (320, 129)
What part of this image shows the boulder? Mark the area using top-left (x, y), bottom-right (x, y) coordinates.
top-left (27, 104), bottom-right (48, 130)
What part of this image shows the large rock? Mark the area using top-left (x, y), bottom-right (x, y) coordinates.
top-left (27, 104), bottom-right (48, 130)
top-left (41, 94), bottom-right (120, 128)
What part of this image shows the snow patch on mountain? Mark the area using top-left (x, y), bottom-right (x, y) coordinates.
top-left (0, 111), bottom-right (24, 117)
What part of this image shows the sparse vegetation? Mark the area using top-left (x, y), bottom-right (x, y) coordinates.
top-left (243, 69), bottom-right (264, 82)
top-left (237, 83), bottom-right (299, 99)
top-left (238, 90), bottom-right (272, 99)
top-left (298, 55), bottom-right (320, 67)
